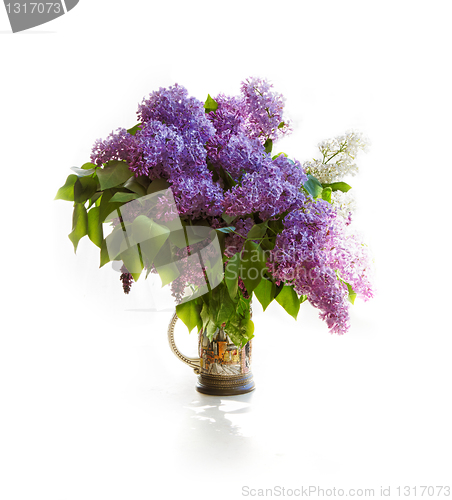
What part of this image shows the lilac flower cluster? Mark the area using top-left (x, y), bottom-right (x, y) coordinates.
top-left (267, 200), bottom-right (373, 334)
top-left (240, 77), bottom-right (291, 142)
top-left (91, 84), bottom-right (221, 219)
top-left (224, 155), bottom-right (308, 220)
top-left (119, 265), bottom-right (133, 294)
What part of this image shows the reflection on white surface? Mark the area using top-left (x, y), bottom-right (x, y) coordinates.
top-left (185, 397), bottom-right (253, 436)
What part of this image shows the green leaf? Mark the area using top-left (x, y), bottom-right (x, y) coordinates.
top-left (100, 238), bottom-right (111, 268)
top-left (167, 228), bottom-right (188, 249)
top-left (240, 240), bottom-right (267, 294)
top-left (321, 186), bottom-right (332, 203)
top-left (132, 215), bottom-right (170, 244)
top-left (346, 282), bottom-right (357, 305)
top-left (74, 176), bottom-right (98, 204)
top-left (236, 294), bottom-right (252, 318)
top-left (308, 174), bottom-right (322, 186)
top-left (303, 174), bottom-right (323, 198)
top-left (127, 123), bottom-right (142, 136)
top-left (225, 252), bottom-right (241, 299)
top-left (335, 271), bottom-right (357, 304)
top-left (207, 249), bottom-right (225, 289)
top-left (135, 175), bottom-right (151, 190)
top-left (101, 223), bottom-right (130, 265)
top-left (227, 316), bottom-right (254, 348)
top-left (278, 121), bottom-right (285, 129)
top-left (299, 295), bottom-right (308, 304)
top-left (246, 222), bottom-right (267, 240)
top-left (109, 192), bottom-right (139, 203)
top-left (87, 207), bottom-right (103, 248)
top-left (260, 236), bottom-right (276, 251)
top-left (123, 177), bottom-right (147, 197)
top-left (81, 162), bottom-right (97, 170)
top-left (275, 285), bottom-right (300, 320)
top-left (216, 286), bottom-right (236, 325)
top-left (244, 318), bottom-right (254, 340)
top-left (147, 178), bottom-right (171, 195)
top-left (204, 94), bottom-right (218, 113)
top-left (119, 244), bottom-right (143, 282)
top-left (216, 226), bottom-right (236, 234)
top-left (68, 203), bottom-right (88, 252)
top-left (254, 278), bottom-right (276, 311)
top-left (70, 166), bottom-right (97, 176)
top-left (131, 215), bottom-right (170, 267)
top-left (268, 215), bottom-right (286, 235)
top-left (152, 241), bottom-right (180, 286)
top-left (155, 262), bottom-right (180, 287)
top-left (200, 302), bottom-right (218, 341)
top-left (264, 138), bottom-right (273, 154)
top-left (220, 167), bottom-right (238, 188)
top-left (322, 182), bottom-right (352, 193)
top-left (55, 174), bottom-right (78, 201)
top-left (98, 189), bottom-right (126, 224)
top-left (87, 192), bottom-right (102, 209)
top-left (176, 299), bottom-right (202, 333)
top-left (97, 160), bottom-right (133, 190)
top-left (222, 213), bottom-right (236, 224)
top-left (272, 152), bottom-right (287, 160)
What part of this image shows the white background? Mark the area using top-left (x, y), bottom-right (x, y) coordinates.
top-left (1, 1), bottom-right (451, 499)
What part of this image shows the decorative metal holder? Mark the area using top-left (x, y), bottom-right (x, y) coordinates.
top-left (167, 312), bottom-right (255, 396)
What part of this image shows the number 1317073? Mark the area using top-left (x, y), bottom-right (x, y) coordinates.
top-left (396, 486), bottom-right (450, 496)
top-left (5, 3), bottom-right (62, 14)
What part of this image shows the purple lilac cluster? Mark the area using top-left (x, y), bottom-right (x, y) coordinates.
top-left (91, 77), bottom-right (372, 334)
top-left (223, 155), bottom-right (308, 220)
top-left (119, 265), bottom-right (133, 294)
top-left (240, 77), bottom-right (291, 142)
top-left (90, 78), bottom-right (293, 217)
top-left (91, 84), bottom-right (222, 219)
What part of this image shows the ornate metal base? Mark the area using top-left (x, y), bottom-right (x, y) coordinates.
top-left (168, 311), bottom-right (255, 396)
top-left (196, 372), bottom-right (255, 396)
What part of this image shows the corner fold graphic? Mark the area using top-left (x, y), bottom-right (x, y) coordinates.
top-left (3, 0), bottom-right (79, 33)
top-left (63, 0), bottom-right (79, 12)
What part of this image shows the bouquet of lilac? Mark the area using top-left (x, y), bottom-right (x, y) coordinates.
top-left (55, 77), bottom-right (373, 347)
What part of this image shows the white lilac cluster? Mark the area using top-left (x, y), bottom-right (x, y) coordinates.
top-left (305, 130), bottom-right (369, 184)
top-left (330, 190), bottom-right (356, 220)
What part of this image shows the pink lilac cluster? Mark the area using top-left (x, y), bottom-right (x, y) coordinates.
top-left (267, 200), bottom-right (373, 334)
top-left (169, 238), bottom-right (223, 302)
top-left (91, 77), bottom-right (372, 334)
